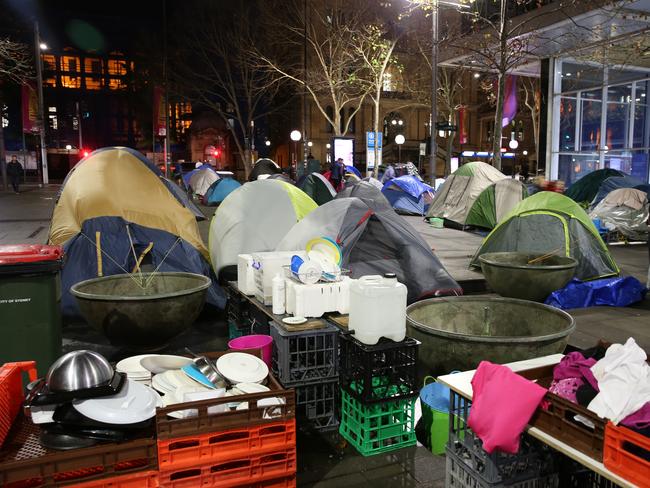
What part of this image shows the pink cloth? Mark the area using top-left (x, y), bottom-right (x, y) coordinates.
top-left (621, 401), bottom-right (650, 429)
top-left (468, 361), bottom-right (547, 454)
top-left (549, 377), bottom-right (584, 403)
top-left (553, 352), bottom-right (599, 391)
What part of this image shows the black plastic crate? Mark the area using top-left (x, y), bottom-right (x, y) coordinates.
top-left (339, 334), bottom-right (418, 403)
top-left (295, 379), bottom-right (339, 432)
top-left (448, 390), bottom-right (557, 486)
top-left (557, 455), bottom-right (618, 488)
top-left (270, 322), bottom-right (339, 387)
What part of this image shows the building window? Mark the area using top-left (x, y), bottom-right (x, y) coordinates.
top-left (61, 56), bottom-right (79, 73)
top-left (85, 58), bottom-right (103, 74)
top-left (107, 59), bottom-right (127, 76)
top-left (48, 114), bottom-right (58, 130)
top-left (172, 101), bottom-right (192, 135)
top-left (60, 75), bottom-right (80, 89)
top-left (85, 77), bottom-right (102, 90)
top-left (41, 54), bottom-right (57, 72)
top-left (108, 78), bottom-right (127, 90)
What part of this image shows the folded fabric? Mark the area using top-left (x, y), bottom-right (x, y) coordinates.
top-left (468, 361), bottom-right (547, 454)
top-left (553, 351), bottom-right (599, 391)
top-left (621, 401), bottom-right (650, 430)
top-left (588, 338), bottom-right (650, 424)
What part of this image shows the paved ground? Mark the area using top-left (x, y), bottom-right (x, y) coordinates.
top-left (2, 185), bottom-right (650, 487)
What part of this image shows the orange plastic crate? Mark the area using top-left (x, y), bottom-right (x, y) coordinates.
top-left (157, 420), bottom-right (296, 471)
top-left (158, 448), bottom-right (296, 488)
top-left (67, 470), bottom-right (159, 488)
top-left (253, 474), bottom-right (296, 488)
top-left (603, 421), bottom-right (650, 488)
top-left (0, 362), bottom-right (37, 447)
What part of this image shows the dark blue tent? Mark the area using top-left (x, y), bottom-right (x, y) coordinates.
top-left (205, 178), bottom-right (242, 206)
top-left (591, 175), bottom-right (644, 206)
top-left (381, 175), bottom-right (434, 216)
top-left (634, 183), bottom-right (650, 199)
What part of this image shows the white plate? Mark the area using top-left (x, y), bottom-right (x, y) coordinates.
top-left (72, 379), bottom-right (158, 425)
top-left (235, 383), bottom-right (270, 394)
top-left (116, 355), bottom-right (154, 377)
top-left (282, 316), bottom-right (307, 325)
top-left (140, 355), bottom-right (192, 374)
top-left (216, 353), bottom-right (268, 384)
top-left (151, 374), bottom-right (175, 394)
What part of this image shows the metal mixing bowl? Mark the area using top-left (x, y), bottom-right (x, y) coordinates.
top-left (46, 350), bottom-right (114, 392)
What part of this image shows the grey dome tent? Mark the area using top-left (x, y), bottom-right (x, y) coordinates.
top-left (471, 192), bottom-right (619, 281)
top-left (361, 176), bottom-right (384, 191)
top-left (297, 173), bottom-right (337, 205)
top-left (336, 180), bottom-right (393, 212)
top-left (249, 158), bottom-right (281, 181)
top-left (266, 173), bottom-right (295, 185)
top-left (465, 178), bottom-right (528, 229)
top-left (590, 175), bottom-right (644, 207)
top-left (276, 197), bottom-right (462, 302)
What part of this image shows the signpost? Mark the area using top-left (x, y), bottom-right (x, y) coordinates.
top-left (366, 131), bottom-right (383, 171)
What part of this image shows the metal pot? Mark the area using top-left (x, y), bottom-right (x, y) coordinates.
top-left (46, 350), bottom-right (114, 392)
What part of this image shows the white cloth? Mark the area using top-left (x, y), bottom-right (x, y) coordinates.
top-left (587, 337), bottom-right (650, 424)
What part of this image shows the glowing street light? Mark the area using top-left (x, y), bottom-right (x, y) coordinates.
top-left (265, 140), bottom-right (271, 147)
top-left (307, 141), bottom-right (313, 147)
top-left (395, 134), bottom-right (405, 164)
top-left (39, 42), bottom-right (48, 50)
top-left (290, 130), bottom-right (301, 169)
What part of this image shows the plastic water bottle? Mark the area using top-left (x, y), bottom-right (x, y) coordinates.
top-left (272, 273), bottom-right (285, 315)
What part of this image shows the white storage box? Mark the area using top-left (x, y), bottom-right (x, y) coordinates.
top-left (252, 251), bottom-right (306, 305)
top-left (285, 277), bottom-right (352, 318)
top-left (237, 254), bottom-right (257, 295)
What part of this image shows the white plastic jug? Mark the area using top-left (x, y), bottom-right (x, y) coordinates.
top-left (349, 274), bottom-right (407, 345)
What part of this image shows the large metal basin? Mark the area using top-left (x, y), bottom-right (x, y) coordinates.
top-left (71, 272), bottom-right (211, 349)
top-left (479, 252), bottom-right (577, 302)
top-left (406, 296), bottom-right (575, 375)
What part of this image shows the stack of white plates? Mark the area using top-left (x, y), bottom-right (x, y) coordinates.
top-left (116, 355), bottom-right (154, 385)
top-left (216, 353), bottom-right (269, 384)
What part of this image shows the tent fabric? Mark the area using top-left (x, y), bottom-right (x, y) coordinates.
top-left (465, 179), bottom-right (528, 229)
top-left (297, 173), bottom-right (337, 206)
top-left (345, 173), bottom-right (361, 187)
top-left (205, 178), bottom-right (242, 206)
top-left (189, 168), bottom-right (219, 196)
top-left (361, 177), bottom-right (384, 191)
top-left (471, 192), bottom-right (619, 281)
top-left (346, 166), bottom-right (362, 178)
top-left (209, 180), bottom-right (317, 273)
top-left (591, 175), bottom-right (644, 207)
top-left (564, 168), bottom-right (625, 204)
top-left (426, 161), bottom-right (506, 226)
top-left (162, 178), bottom-right (205, 221)
top-left (336, 180), bottom-right (393, 212)
top-left (266, 173), bottom-right (295, 184)
top-left (276, 197), bottom-right (462, 302)
top-left (589, 188), bottom-right (649, 240)
top-left (182, 163), bottom-right (214, 188)
top-left (381, 176), bottom-right (434, 216)
top-left (48, 147), bottom-right (224, 315)
top-left (249, 158), bottom-right (281, 181)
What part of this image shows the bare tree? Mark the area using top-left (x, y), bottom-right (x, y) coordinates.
top-left (171, 1), bottom-right (283, 178)
top-left (521, 76), bottom-right (540, 172)
top-left (0, 38), bottom-right (32, 190)
top-left (255, 0), bottom-right (370, 138)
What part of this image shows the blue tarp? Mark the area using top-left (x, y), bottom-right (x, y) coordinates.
top-left (591, 175), bottom-right (644, 206)
top-left (383, 175), bottom-right (432, 199)
top-left (545, 277), bottom-right (647, 310)
top-left (61, 216), bottom-right (225, 317)
top-left (205, 178), bottom-right (241, 205)
top-left (382, 188), bottom-right (427, 215)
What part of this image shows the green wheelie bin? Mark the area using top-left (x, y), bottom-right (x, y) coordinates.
top-left (0, 244), bottom-right (63, 375)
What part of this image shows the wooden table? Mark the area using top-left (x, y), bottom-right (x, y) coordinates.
top-left (437, 355), bottom-right (637, 488)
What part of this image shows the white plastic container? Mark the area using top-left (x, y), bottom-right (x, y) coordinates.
top-left (272, 273), bottom-right (285, 315)
top-left (252, 251), bottom-right (306, 305)
top-left (237, 254), bottom-right (256, 295)
top-left (349, 274), bottom-right (407, 345)
top-left (285, 277), bottom-right (351, 318)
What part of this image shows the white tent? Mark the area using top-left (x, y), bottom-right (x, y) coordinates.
top-left (189, 168), bottom-right (219, 196)
top-left (589, 188), bottom-right (649, 241)
top-left (425, 161), bottom-right (506, 226)
top-left (208, 180), bottom-right (317, 274)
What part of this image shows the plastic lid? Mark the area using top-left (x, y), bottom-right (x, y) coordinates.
top-left (0, 245), bottom-right (63, 265)
top-left (384, 273), bottom-right (397, 279)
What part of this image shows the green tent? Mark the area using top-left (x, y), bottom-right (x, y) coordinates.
top-left (564, 168), bottom-right (624, 204)
top-left (471, 191), bottom-right (619, 281)
top-left (465, 179), bottom-right (528, 229)
top-left (297, 173), bottom-right (337, 205)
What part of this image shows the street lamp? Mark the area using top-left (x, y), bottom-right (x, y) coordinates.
top-left (65, 144), bottom-right (72, 150)
top-left (290, 130), bottom-right (301, 170)
top-left (307, 141), bottom-right (313, 148)
top-left (395, 134), bottom-right (405, 165)
top-left (39, 42), bottom-right (48, 50)
top-left (265, 140), bottom-right (271, 147)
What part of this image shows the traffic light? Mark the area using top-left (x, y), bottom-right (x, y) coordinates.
top-left (82, 149), bottom-right (90, 158)
top-left (213, 149), bottom-right (221, 158)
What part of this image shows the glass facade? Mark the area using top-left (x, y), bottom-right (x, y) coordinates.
top-left (551, 59), bottom-right (650, 185)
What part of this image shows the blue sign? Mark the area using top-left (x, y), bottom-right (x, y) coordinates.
top-left (366, 131), bottom-right (383, 149)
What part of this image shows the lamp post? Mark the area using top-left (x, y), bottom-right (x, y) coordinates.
top-left (395, 134), bottom-right (405, 165)
top-left (34, 21), bottom-right (48, 185)
top-left (290, 130), bottom-right (301, 175)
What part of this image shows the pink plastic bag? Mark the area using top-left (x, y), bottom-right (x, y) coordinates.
top-left (468, 361), bottom-right (547, 454)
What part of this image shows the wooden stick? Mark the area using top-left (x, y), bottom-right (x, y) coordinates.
top-left (528, 248), bottom-right (563, 265)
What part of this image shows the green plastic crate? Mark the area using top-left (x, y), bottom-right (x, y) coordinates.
top-left (339, 389), bottom-right (416, 456)
top-left (228, 321), bottom-right (246, 340)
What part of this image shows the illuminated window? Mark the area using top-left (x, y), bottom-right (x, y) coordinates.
top-left (61, 76), bottom-right (80, 89)
top-left (61, 56), bottom-right (79, 72)
top-left (85, 77), bottom-right (102, 90)
top-left (172, 101), bottom-right (192, 134)
top-left (43, 77), bottom-right (56, 87)
top-left (41, 54), bottom-right (56, 71)
top-left (48, 106), bottom-right (57, 113)
top-left (107, 59), bottom-right (127, 76)
top-left (84, 58), bottom-right (103, 74)
top-left (108, 78), bottom-right (127, 90)
top-left (48, 114), bottom-right (58, 130)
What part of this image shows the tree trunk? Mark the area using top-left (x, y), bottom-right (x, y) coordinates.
top-left (373, 95), bottom-right (381, 179)
top-left (492, 72), bottom-right (506, 171)
top-left (0, 125), bottom-right (7, 191)
top-left (445, 131), bottom-right (454, 177)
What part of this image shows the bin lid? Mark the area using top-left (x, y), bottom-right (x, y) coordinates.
top-left (0, 245), bottom-right (63, 265)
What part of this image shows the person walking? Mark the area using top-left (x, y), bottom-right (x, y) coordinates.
top-left (330, 157), bottom-right (345, 191)
top-left (7, 156), bottom-right (23, 194)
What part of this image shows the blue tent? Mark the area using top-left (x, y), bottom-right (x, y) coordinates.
top-left (346, 165), bottom-right (362, 178)
top-left (205, 178), bottom-right (242, 206)
top-left (591, 175), bottom-right (644, 206)
top-left (182, 163), bottom-right (216, 188)
top-left (381, 175), bottom-right (434, 216)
